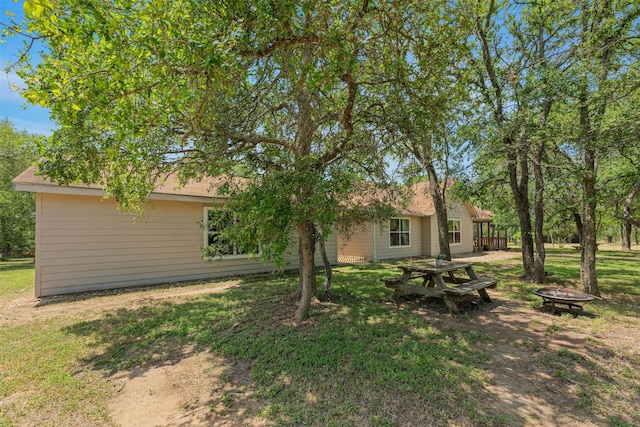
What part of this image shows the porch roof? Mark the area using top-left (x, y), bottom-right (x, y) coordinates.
top-left (470, 205), bottom-right (495, 223)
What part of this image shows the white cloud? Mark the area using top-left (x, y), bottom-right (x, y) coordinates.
top-left (0, 72), bottom-right (54, 136)
top-left (0, 71), bottom-right (27, 102)
top-left (8, 116), bottom-right (54, 136)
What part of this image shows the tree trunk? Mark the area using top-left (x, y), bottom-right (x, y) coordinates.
top-left (532, 153), bottom-right (546, 284)
top-left (577, 19), bottom-right (600, 296)
top-left (315, 225), bottom-right (333, 298)
top-left (293, 236), bottom-right (304, 300)
top-left (532, 94), bottom-right (552, 284)
top-left (476, 9), bottom-right (534, 278)
top-left (295, 219), bottom-right (318, 322)
top-left (573, 211), bottom-right (583, 241)
top-left (580, 148), bottom-right (600, 296)
top-left (426, 163), bottom-right (451, 260)
top-left (507, 136), bottom-right (535, 279)
top-left (621, 221), bottom-right (631, 251)
top-left (621, 183), bottom-right (640, 251)
top-left (517, 206), bottom-right (535, 279)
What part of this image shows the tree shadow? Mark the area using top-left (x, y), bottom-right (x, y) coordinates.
top-left (0, 259), bottom-right (34, 272)
top-left (62, 276), bottom-right (523, 425)
top-left (58, 267), bottom-right (636, 426)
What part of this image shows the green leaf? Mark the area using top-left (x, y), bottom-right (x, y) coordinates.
top-left (23, 1), bottom-right (35, 17)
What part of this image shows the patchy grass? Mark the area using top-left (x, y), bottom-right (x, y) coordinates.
top-left (0, 258), bottom-right (34, 296)
top-left (0, 250), bottom-right (639, 426)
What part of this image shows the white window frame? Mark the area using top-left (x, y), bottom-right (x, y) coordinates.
top-left (448, 219), bottom-right (462, 245)
top-left (389, 217), bottom-right (411, 248)
top-left (203, 207), bottom-right (257, 259)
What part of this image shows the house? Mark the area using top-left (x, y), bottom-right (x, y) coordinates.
top-left (12, 166), bottom-right (337, 298)
top-left (337, 182), bottom-right (502, 263)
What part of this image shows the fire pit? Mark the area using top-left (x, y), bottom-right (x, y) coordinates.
top-left (533, 287), bottom-right (599, 313)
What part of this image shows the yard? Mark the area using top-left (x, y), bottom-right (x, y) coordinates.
top-left (1, 247), bottom-right (639, 426)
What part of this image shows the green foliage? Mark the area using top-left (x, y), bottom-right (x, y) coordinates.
top-left (12, 1), bottom-right (420, 286)
top-left (15, 1), bottom-right (394, 201)
top-left (0, 119), bottom-right (37, 258)
top-left (12, 0), bottom-right (440, 319)
top-left (461, 0), bottom-right (640, 261)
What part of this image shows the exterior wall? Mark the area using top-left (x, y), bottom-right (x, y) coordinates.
top-left (421, 216), bottom-right (436, 257)
top-left (337, 223), bottom-right (374, 260)
top-left (373, 216), bottom-right (425, 260)
top-left (424, 215), bottom-right (441, 257)
top-left (34, 193), bottom-right (337, 297)
top-left (440, 202), bottom-right (474, 254)
top-left (337, 201), bottom-right (475, 262)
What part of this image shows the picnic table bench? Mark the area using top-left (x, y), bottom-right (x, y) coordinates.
top-left (382, 261), bottom-right (499, 314)
top-left (380, 273), bottom-right (430, 288)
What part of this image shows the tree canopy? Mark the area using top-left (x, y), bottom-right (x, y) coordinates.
top-left (0, 119), bottom-right (37, 258)
top-left (8, 0), bottom-right (640, 313)
top-left (14, 0), bottom-right (463, 320)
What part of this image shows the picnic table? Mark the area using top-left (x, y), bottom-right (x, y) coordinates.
top-left (380, 261), bottom-right (498, 314)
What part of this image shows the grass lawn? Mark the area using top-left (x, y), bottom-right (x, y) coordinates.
top-left (0, 250), bottom-right (639, 426)
top-left (0, 259), bottom-right (35, 296)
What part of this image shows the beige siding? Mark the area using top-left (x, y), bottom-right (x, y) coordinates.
top-left (423, 215), bottom-right (441, 257)
top-left (421, 216), bottom-right (435, 257)
top-left (35, 193), bottom-right (337, 297)
top-left (338, 223), bottom-right (374, 260)
top-left (34, 193), bottom-right (44, 297)
top-left (374, 217), bottom-right (424, 260)
top-left (337, 200), bottom-right (475, 261)
top-left (439, 202), bottom-right (474, 254)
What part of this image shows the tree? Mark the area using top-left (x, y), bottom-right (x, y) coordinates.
top-left (601, 88), bottom-right (640, 250)
top-left (596, 151), bottom-right (640, 250)
top-left (559, 0), bottom-right (640, 295)
top-left (13, 0), bottom-right (452, 321)
top-left (469, 0), bottom-right (574, 282)
top-left (0, 119), bottom-right (37, 258)
top-left (381, 1), bottom-right (472, 261)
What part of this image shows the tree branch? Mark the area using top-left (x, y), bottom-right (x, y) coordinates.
top-left (319, 72), bottom-right (357, 165)
top-left (239, 35), bottom-right (322, 58)
top-left (226, 133), bottom-right (295, 151)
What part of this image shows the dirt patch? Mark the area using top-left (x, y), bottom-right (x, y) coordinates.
top-left (2, 279), bottom-right (271, 426)
top-left (106, 347), bottom-right (265, 427)
top-left (0, 280), bottom-right (243, 328)
top-left (107, 348), bottom-right (216, 427)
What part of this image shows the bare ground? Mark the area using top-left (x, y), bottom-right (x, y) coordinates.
top-left (2, 249), bottom-right (639, 426)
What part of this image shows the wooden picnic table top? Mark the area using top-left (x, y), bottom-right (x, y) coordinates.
top-left (398, 261), bottom-right (474, 274)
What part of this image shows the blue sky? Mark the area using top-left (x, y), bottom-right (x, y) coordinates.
top-left (0, 0), bottom-right (55, 136)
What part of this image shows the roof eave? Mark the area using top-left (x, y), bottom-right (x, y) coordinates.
top-left (12, 181), bottom-right (221, 203)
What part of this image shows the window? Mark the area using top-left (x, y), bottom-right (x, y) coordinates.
top-left (389, 218), bottom-right (410, 247)
top-left (204, 208), bottom-right (256, 257)
top-left (448, 219), bottom-right (461, 244)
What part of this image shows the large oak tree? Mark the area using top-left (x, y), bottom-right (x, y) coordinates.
top-left (14, 0), bottom-right (452, 320)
